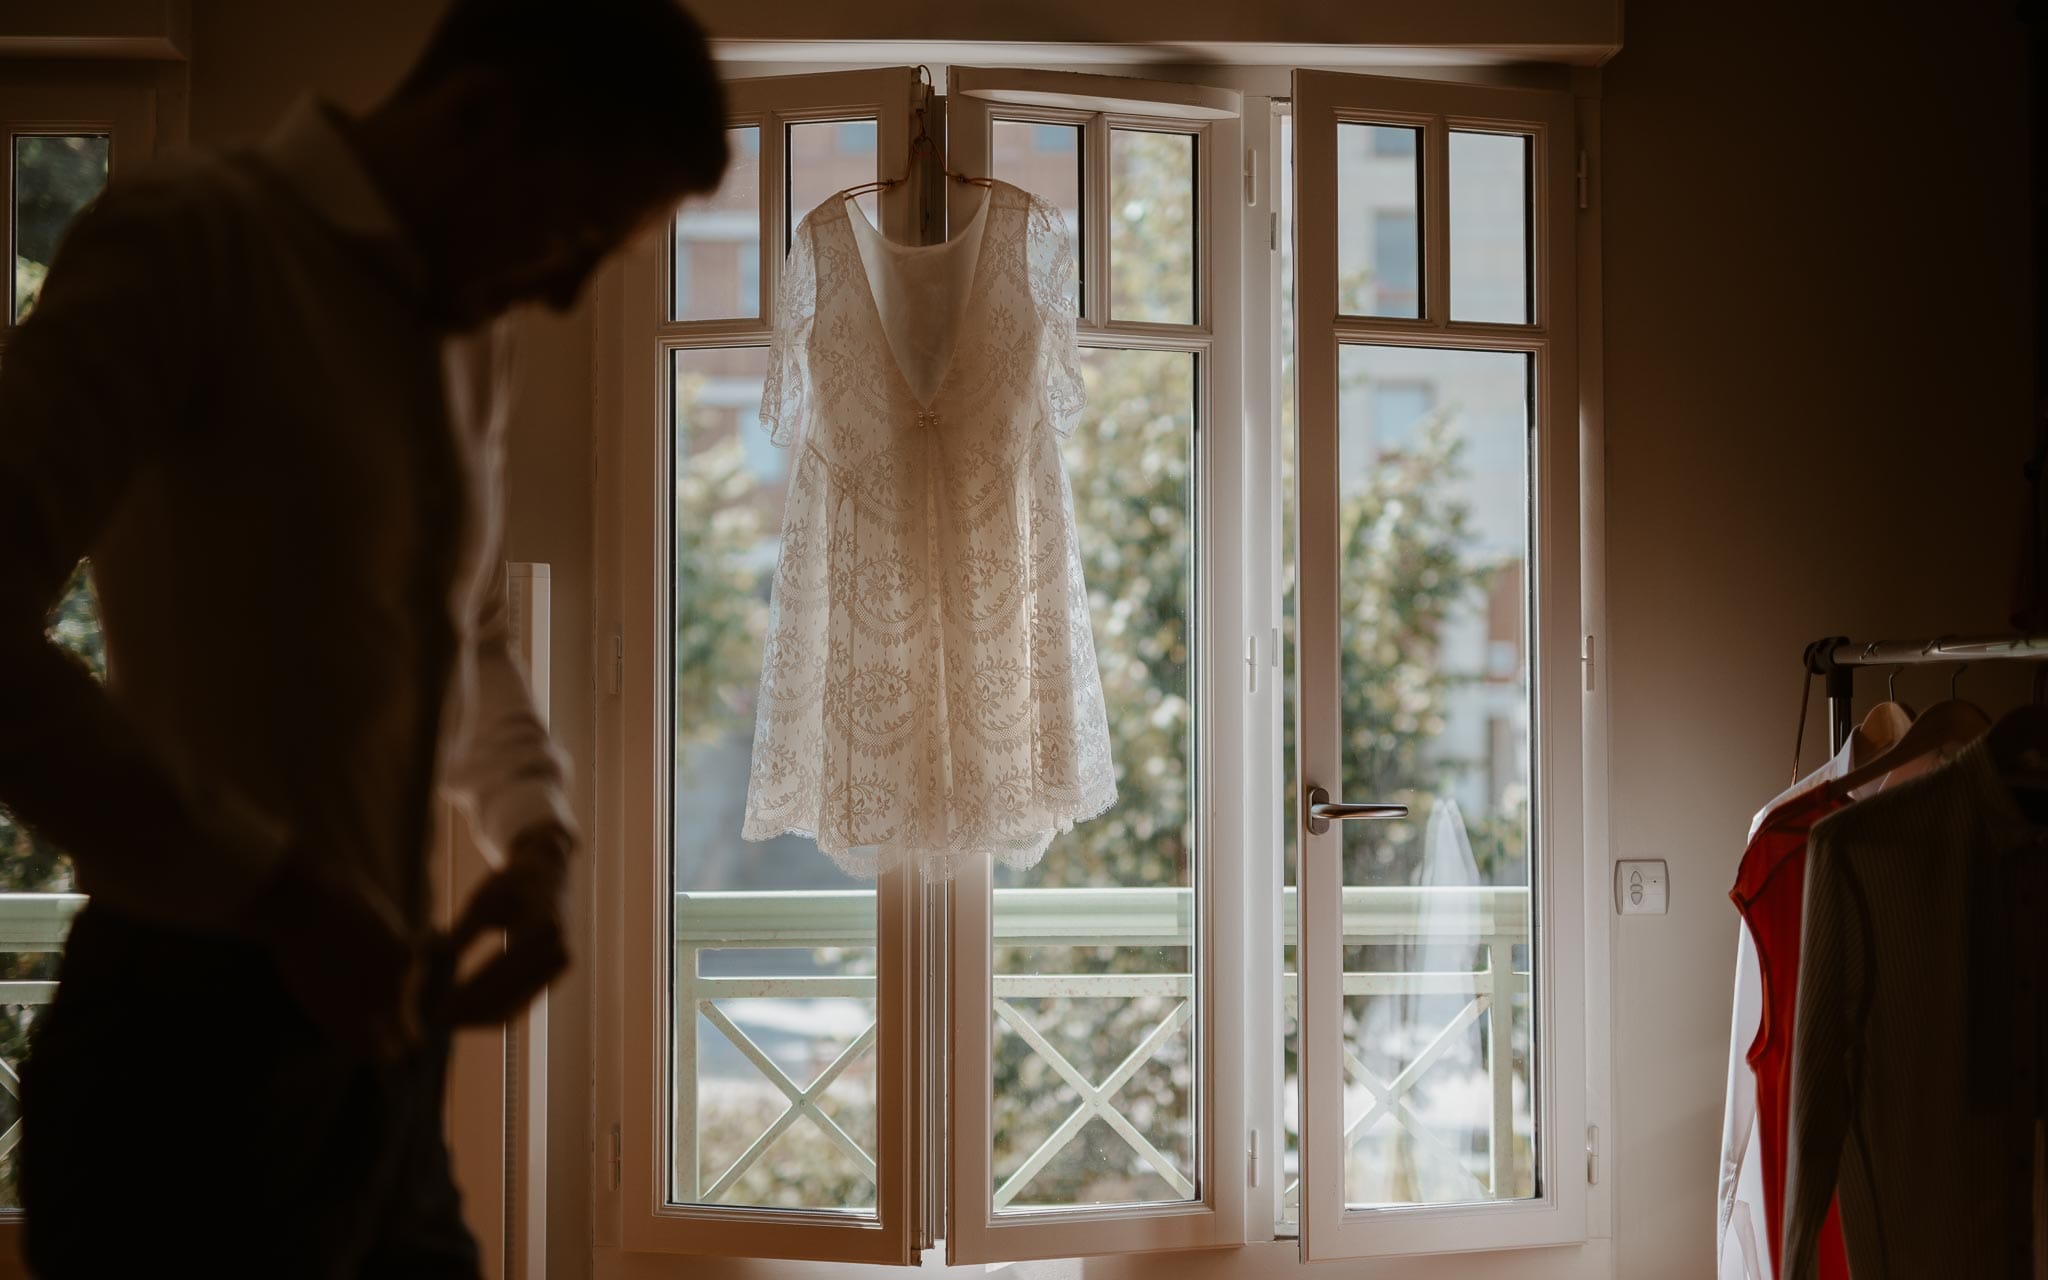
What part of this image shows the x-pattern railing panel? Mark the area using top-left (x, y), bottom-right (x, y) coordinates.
top-left (0, 895), bottom-right (84, 1173)
top-left (696, 1001), bottom-right (878, 1202)
top-left (991, 997), bottom-right (1194, 1207)
top-left (666, 887), bottom-right (1530, 1212)
top-left (0, 1053), bottom-right (21, 1161)
top-left (1340, 999), bottom-right (1492, 1201)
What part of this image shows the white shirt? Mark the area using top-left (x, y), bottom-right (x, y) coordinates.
top-left (0, 99), bottom-right (575, 931)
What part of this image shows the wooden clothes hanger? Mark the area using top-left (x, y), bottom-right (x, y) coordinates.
top-left (1825, 659), bottom-right (1993, 802)
top-left (1824, 701), bottom-right (1990, 801)
top-left (1790, 647), bottom-right (1915, 787)
top-left (1851, 698), bottom-right (1914, 761)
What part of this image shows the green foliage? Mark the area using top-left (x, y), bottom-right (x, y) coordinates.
top-left (12, 135), bottom-right (109, 321)
top-left (1331, 415), bottom-right (1506, 882)
top-left (671, 381), bottom-right (768, 746)
top-left (0, 563), bottom-right (101, 896)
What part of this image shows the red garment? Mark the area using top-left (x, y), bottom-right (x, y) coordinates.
top-left (1729, 786), bottom-right (1852, 1279)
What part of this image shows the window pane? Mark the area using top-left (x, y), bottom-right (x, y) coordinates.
top-left (991, 119), bottom-right (1081, 312)
top-left (990, 347), bottom-right (1197, 1211)
top-left (1109, 129), bottom-right (1196, 325)
top-left (1334, 344), bottom-right (1534, 1209)
top-left (668, 347), bottom-right (879, 1212)
top-left (1336, 124), bottom-right (1421, 319)
top-left (672, 126), bottom-right (761, 322)
top-left (787, 118), bottom-right (876, 249)
top-left (1449, 132), bottom-right (1531, 325)
top-left (12, 134), bottom-right (110, 323)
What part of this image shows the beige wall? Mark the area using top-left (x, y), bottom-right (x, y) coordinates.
top-left (1600, 0), bottom-right (2030, 1273)
top-left (107, 0), bottom-right (2042, 1277)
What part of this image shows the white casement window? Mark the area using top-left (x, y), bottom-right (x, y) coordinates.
top-left (1286, 70), bottom-right (1586, 1261)
top-left (1, 76), bottom-right (149, 348)
top-left (602, 57), bottom-right (1590, 1274)
top-left (941, 66), bottom-right (1247, 1263)
top-left (0, 71), bottom-right (153, 1239)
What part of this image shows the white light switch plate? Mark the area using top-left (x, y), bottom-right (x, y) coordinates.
top-left (1614, 860), bottom-right (1669, 915)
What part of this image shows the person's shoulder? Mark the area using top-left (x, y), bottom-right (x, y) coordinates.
top-left (102, 147), bottom-right (249, 217)
top-left (62, 149), bottom-right (252, 265)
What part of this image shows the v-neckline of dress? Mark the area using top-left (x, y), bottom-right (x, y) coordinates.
top-left (839, 183), bottom-right (998, 413)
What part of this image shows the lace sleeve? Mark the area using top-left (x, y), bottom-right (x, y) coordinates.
top-left (759, 218), bottom-right (818, 448)
top-left (1025, 194), bottom-right (1087, 436)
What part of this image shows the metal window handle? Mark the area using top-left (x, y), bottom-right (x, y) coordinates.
top-left (1304, 786), bottom-right (1409, 835)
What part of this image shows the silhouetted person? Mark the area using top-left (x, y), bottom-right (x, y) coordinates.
top-left (0, 2), bottom-right (726, 1274)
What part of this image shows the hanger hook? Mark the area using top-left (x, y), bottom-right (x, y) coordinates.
top-left (1888, 664), bottom-right (1903, 701)
top-left (1951, 662), bottom-right (1970, 701)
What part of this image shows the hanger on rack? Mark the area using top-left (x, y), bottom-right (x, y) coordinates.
top-left (1885, 663), bottom-right (1915, 718)
top-left (839, 66), bottom-right (997, 212)
top-left (1793, 645), bottom-right (1916, 784)
top-left (1825, 643), bottom-right (1993, 802)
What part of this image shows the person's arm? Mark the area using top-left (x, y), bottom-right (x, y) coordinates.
top-left (439, 557), bottom-right (577, 866)
top-left (0, 178), bottom-right (289, 928)
top-left (436, 346), bottom-right (579, 1023)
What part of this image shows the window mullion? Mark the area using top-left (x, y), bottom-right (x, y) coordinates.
top-left (1423, 114), bottom-right (1451, 328)
top-left (1237, 93), bottom-right (1287, 1246)
top-left (1083, 111), bottom-right (1112, 325)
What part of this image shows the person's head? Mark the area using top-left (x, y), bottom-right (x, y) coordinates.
top-left (359, 0), bottom-right (729, 326)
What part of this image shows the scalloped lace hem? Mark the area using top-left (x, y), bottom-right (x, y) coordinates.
top-left (741, 785), bottom-right (1120, 882)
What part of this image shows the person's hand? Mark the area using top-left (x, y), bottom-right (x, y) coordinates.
top-left (241, 855), bottom-right (419, 1061)
top-left (443, 824), bottom-right (573, 1026)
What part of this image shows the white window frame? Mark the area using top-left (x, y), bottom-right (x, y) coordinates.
top-left (1289, 68), bottom-right (1587, 1261)
top-left (596, 54), bottom-right (1602, 1280)
top-left (611, 66), bottom-right (929, 1266)
top-left (941, 65), bottom-right (1247, 1264)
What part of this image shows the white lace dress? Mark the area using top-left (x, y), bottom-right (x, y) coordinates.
top-left (741, 180), bottom-right (1116, 879)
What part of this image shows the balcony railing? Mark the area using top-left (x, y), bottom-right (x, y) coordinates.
top-left (670, 885), bottom-right (1530, 1209)
top-left (0, 892), bottom-right (88, 1161)
top-left (0, 887), bottom-right (1532, 1209)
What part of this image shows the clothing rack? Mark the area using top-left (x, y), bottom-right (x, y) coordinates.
top-left (1803, 632), bottom-right (2048, 752)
